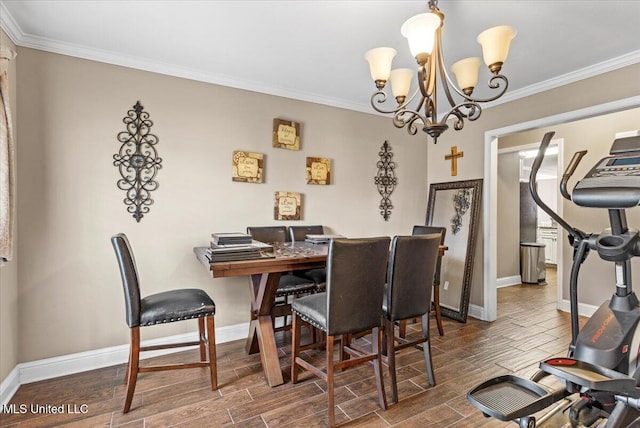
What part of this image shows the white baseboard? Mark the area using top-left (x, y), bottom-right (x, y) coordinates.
top-left (497, 275), bottom-right (522, 288)
top-left (468, 300), bottom-right (598, 322)
top-left (468, 304), bottom-right (484, 320)
top-left (0, 322), bottom-right (248, 406)
top-left (0, 366), bottom-right (19, 408)
top-left (559, 299), bottom-right (599, 318)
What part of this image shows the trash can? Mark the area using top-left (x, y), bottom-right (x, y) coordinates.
top-left (520, 242), bottom-right (546, 284)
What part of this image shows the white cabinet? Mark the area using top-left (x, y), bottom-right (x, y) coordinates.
top-left (537, 228), bottom-right (557, 265)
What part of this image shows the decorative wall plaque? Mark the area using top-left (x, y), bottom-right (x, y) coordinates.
top-left (306, 157), bottom-right (331, 184)
top-left (274, 191), bottom-right (302, 220)
top-left (374, 141), bottom-right (396, 221)
top-left (232, 151), bottom-right (264, 183)
top-left (272, 118), bottom-right (300, 150)
top-left (114, 101), bottom-right (162, 222)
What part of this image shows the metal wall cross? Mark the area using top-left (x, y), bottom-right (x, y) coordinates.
top-left (445, 145), bottom-right (464, 176)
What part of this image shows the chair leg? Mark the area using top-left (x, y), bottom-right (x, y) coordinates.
top-left (291, 313), bottom-right (301, 384)
top-left (399, 318), bottom-right (422, 339)
top-left (398, 319), bottom-right (407, 339)
top-left (198, 317), bottom-right (206, 362)
top-left (372, 326), bottom-right (387, 411)
top-left (385, 319), bottom-right (399, 404)
top-left (123, 327), bottom-right (140, 413)
top-left (206, 315), bottom-right (218, 390)
top-left (327, 334), bottom-right (336, 428)
top-left (310, 324), bottom-right (317, 343)
top-left (433, 283), bottom-right (444, 336)
top-left (340, 334), bottom-right (350, 365)
top-left (421, 314), bottom-right (436, 387)
top-left (123, 362), bottom-right (129, 385)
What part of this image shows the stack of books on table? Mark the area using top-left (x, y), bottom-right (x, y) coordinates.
top-left (207, 233), bottom-right (274, 262)
top-left (304, 234), bottom-right (345, 244)
top-left (211, 232), bottom-right (253, 246)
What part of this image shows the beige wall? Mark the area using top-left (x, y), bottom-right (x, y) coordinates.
top-left (16, 47), bottom-right (429, 362)
top-left (5, 43), bottom-right (640, 370)
top-left (496, 151), bottom-right (520, 278)
top-left (426, 64), bottom-right (640, 308)
top-left (499, 108), bottom-right (640, 306)
top-left (0, 29), bottom-right (18, 382)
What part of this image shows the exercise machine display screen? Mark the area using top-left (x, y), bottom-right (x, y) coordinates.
top-left (572, 136), bottom-right (640, 208)
top-left (611, 157), bottom-right (640, 166)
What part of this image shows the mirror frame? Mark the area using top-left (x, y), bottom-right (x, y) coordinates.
top-left (426, 179), bottom-right (483, 322)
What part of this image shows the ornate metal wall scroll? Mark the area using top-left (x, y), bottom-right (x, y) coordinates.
top-left (451, 187), bottom-right (472, 234)
top-left (374, 141), bottom-right (397, 221)
top-left (114, 101), bottom-right (162, 222)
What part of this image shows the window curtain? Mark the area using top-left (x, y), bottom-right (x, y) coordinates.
top-left (0, 47), bottom-right (16, 263)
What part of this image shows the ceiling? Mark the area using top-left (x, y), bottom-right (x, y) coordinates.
top-left (1, 1), bottom-right (640, 114)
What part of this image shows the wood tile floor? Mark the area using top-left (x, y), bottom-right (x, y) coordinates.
top-left (2, 268), bottom-right (584, 427)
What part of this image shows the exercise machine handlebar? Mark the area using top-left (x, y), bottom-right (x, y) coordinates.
top-left (561, 150), bottom-right (588, 201)
top-left (529, 131), bottom-right (587, 243)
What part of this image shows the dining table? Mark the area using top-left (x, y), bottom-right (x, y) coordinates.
top-left (194, 239), bottom-right (447, 388)
top-left (194, 241), bottom-right (328, 387)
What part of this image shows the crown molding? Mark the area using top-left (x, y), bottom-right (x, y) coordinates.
top-left (2, 5), bottom-right (639, 115)
top-left (486, 49), bottom-right (640, 108)
top-left (0, 2), bottom-right (22, 45)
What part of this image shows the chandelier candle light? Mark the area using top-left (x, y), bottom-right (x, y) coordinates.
top-left (365, 0), bottom-right (516, 143)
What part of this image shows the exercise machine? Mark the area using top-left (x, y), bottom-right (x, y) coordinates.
top-left (467, 131), bottom-right (640, 427)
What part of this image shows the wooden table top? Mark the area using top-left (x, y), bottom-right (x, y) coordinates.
top-left (193, 242), bottom-right (328, 278)
top-left (194, 241), bottom-right (447, 279)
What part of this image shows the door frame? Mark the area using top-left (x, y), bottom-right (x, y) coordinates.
top-left (482, 95), bottom-right (640, 321)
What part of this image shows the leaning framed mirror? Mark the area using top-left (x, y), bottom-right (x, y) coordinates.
top-left (426, 179), bottom-right (482, 322)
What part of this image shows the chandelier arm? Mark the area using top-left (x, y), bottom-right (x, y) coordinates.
top-left (439, 101), bottom-right (482, 131)
top-left (433, 28), bottom-right (461, 113)
top-left (435, 33), bottom-right (510, 105)
top-left (445, 71), bottom-right (510, 104)
top-left (393, 108), bottom-right (429, 135)
top-left (418, 63), bottom-right (430, 99)
top-left (370, 87), bottom-right (424, 115)
top-left (406, 115), bottom-right (424, 135)
top-left (463, 74), bottom-right (510, 103)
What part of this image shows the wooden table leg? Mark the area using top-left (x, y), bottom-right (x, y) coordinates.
top-left (245, 271), bottom-right (285, 387)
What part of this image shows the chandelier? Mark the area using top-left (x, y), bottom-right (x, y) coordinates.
top-left (365, 0), bottom-right (516, 143)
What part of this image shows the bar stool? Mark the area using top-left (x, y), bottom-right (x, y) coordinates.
top-left (383, 234), bottom-right (441, 404)
top-left (111, 233), bottom-right (217, 413)
top-left (290, 237), bottom-right (390, 427)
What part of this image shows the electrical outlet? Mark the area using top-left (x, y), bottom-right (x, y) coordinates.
top-left (443, 280), bottom-right (449, 290)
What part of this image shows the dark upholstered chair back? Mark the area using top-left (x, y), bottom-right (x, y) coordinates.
top-left (412, 225), bottom-right (446, 284)
top-left (289, 225), bottom-right (324, 242)
top-left (112, 233), bottom-right (142, 328)
top-left (386, 234), bottom-right (441, 321)
top-left (247, 226), bottom-right (289, 243)
top-left (326, 237), bottom-right (390, 335)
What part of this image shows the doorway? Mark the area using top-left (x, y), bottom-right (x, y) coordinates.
top-left (481, 96), bottom-right (640, 322)
top-left (496, 139), bottom-right (562, 296)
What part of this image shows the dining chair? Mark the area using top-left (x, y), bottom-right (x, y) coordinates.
top-left (288, 224), bottom-right (327, 290)
top-left (291, 237), bottom-right (390, 427)
top-left (398, 225), bottom-right (447, 337)
top-left (246, 226), bottom-right (316, 332)
top-left (383, 234), bottom-right (441, 404)
top-left (111, 233), bottom-right (217, 413)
